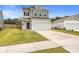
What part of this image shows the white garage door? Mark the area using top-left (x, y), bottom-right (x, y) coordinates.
top-left (32, 21), bottom-right (50, 30)
top-left (64, 21), bottom-right (79, 31)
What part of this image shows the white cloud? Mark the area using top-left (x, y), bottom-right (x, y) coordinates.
top-left (2, 5), bottom-right (17, 10)
top-left (1, 5), bottom-right (22, 19)
top-left (3, 10), bottom-right (22, 19)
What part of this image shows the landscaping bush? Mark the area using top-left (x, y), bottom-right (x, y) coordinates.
top-left (54, 27), bottom-right (58, 29)
top-left (53, 27), bottom-right (66, 30)
top-left (70, 29), bottom-right (74, 32)
top-left (62, 28), bottom-right (66, 30)
top-left (0, 27), bottom-right (2, 31)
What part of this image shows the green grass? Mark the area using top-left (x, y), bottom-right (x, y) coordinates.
top-left (0, 28), bottom-right (47, 46)
top-left (53, 29), bottom-right (79, 36)
top-left (32, 47), bottom-right (69, 53)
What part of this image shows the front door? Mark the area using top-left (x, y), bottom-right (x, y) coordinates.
top-left (27, 22), bottom-right (30, 29)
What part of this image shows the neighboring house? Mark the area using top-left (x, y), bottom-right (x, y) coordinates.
top-left (21, 5), bottom-right (51, 30)
top-left (0, 10), bottom-right (4, 29)
top-left (52, 14), bottom-right (79, 31)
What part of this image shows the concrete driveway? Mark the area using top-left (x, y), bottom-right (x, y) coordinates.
top-left (36, 30), bottom-right (79, 53)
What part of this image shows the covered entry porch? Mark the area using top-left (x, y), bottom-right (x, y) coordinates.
top-left (22, 18), bottom-right (31, 30)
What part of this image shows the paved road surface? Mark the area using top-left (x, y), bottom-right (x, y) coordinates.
top-left (0, 41), bottom-right (59, 53)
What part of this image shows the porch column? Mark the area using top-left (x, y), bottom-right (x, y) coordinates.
top-left (22, 20), bottom-right (27, 30)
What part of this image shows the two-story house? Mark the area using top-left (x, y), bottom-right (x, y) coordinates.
top-left (21, 5), bottom-right (51, 30)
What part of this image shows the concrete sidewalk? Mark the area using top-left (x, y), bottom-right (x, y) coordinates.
top-left (0, 41), bottom-right (59, 53)
top-left (36, 30), bottom-right (79, 53)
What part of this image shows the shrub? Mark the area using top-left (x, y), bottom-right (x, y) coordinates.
top-left (62, 28), bottom-right (66, 30)
top-left (54, 27), bottom-right (58, 29)
top-left (0, 27), bottom-right (2, 31)
top-left (70, 29), bottom-right (74, 32)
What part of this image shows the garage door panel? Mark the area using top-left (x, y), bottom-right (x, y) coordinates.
top-left (32, 21), bottom-right (50, 30)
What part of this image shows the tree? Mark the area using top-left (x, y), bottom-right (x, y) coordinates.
top-left (64, 16), bottom-right (69, 18)
top-left (4, 18), bottom-right (22, 29)
top-left (51, 17), bottom-right (62, 22)
top-left (55, 17), bottom-right (62, 20)
top-left (4, 18), bottom-right (13, 24)
top-left (51, 18), bottom-right (56, 22)
top-left (4, 18), bottom-right (21, 24)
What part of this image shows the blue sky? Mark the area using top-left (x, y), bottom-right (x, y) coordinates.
top-left (0, 5), bottom-right (79, 19)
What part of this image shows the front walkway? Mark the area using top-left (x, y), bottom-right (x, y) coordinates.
top-left (0, 41), bottom-right (59, 53)
top-left (36, 30), bottom-right (79, 53)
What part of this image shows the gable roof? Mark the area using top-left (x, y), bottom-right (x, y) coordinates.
top-left (52, 14), bottom-right (79, 23)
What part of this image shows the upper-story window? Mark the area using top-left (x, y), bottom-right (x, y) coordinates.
top-left (44, 14), bottom-right (46, 16)
top-left (24, 12), bottom-right (29, 16)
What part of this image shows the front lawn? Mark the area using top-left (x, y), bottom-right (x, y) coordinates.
top-left (0, 28), bottom-right (47, 46)
top-left (32, 47), bottom-right (69, 53)
top-left (53, 29), bottom-right (79, 36)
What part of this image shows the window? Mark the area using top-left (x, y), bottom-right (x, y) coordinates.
top-left (39, 14), bottom-right (42, 16)
top-left (34, 13), bottom-right (37, 16)
top-left (24, 12), bottom-right (29, 16)
top-left (44, 14), bottom-right (46, 16)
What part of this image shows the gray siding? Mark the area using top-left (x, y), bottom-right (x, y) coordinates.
top-left (0, 10), bottom-right (4, 28)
